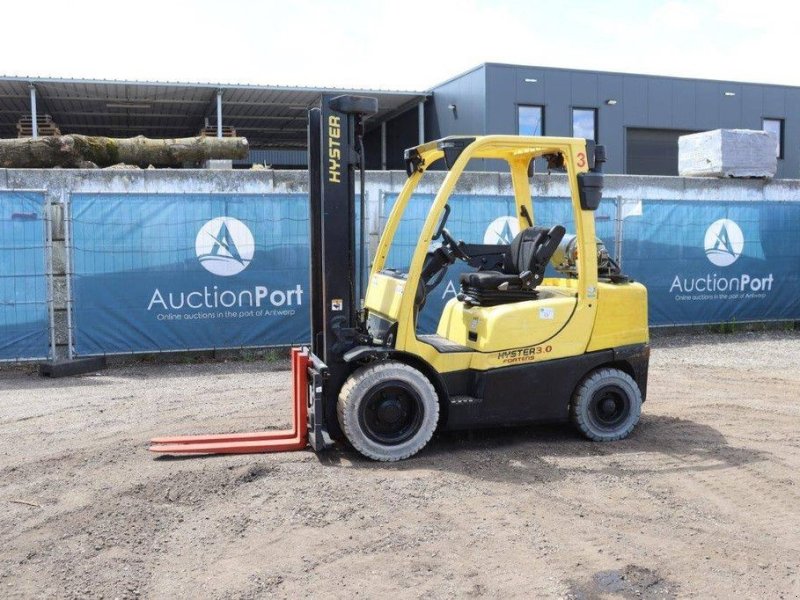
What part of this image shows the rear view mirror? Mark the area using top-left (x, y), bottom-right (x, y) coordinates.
top-left (578, 172), bottom-right (603, 211)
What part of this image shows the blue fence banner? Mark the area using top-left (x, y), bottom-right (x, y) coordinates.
top-left (623, 199), bottom-right (800, 326)
top-left (383, 193), bottom-right (800, 332)
top-left (0, 191), bottom-right (50, 361)
top-left (68, 192), bottom-right (800, 356)
top-left (70, 193), bottom-right (310, 355)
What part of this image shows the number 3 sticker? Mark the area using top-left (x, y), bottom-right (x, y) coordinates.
top-left (576, 152), bottom-right (587, 168)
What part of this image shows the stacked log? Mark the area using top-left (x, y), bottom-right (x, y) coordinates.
top-left (0, 135), bottom-right (248, 168)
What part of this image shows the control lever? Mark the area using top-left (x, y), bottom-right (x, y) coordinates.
top-left (497, 270), bottom-right (534, 292)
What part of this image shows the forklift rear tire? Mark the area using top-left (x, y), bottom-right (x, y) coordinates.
top-left (337, 361), bottom-right (439, 461)
top-left (570, 367), bottom-right (642, 442)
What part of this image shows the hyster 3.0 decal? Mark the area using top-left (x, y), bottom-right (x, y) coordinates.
top-left (497, 344), bottom-right (552, 365)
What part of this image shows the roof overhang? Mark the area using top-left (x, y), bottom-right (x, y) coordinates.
top-left (0, 76), bottom-right (429, 148)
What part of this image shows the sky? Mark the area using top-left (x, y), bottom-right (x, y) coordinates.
top-left (0, 0), bottom-right (796, 90)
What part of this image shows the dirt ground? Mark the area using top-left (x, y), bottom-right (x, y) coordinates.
top-left (1, 330), bottom-right (799, 599)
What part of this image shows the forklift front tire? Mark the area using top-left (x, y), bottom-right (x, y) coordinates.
top-left (571, 367), bottom-right (642, 442)
top-left (337, 361), bottom-right (439, 461)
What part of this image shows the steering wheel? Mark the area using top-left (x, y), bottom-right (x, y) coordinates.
top-left (440, 228), bottom-right (470, 261)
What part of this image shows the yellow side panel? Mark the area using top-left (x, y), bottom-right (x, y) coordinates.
top-left (427, 278), bottom-right (596, 371)
top-left (364, 273), bottom-right (407, 321)
top-left (586, 282), bottom-right (649, 351)
top-left (436, 287), bottom-right (577, 352)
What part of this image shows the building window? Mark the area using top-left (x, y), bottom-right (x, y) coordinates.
top-left (572, 108), bottom-right (597, 141)
top-left (762, 118), bottom-right (784, 158)
top-left (518, 105), bottom-right (544, 136)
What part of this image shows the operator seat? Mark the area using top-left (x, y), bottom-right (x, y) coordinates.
top-left (458, 225), bottom-right (566, 307)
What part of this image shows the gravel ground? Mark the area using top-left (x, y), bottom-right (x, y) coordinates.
top-left (1, 329), bottom-right (799, 599)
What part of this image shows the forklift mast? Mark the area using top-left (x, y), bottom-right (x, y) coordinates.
top-left (307, 95), bottom-right (378, 448)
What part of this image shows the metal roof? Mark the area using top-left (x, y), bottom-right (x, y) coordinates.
top-left (0, 76), bottom-right (429, 148)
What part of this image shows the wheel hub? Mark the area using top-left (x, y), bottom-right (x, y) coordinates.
top-left (376, 398), bottom-right (404, 424)
top-left (359, 382), bottom-right (424, 445)
top-left (600, 398), bottom-right (618, 417)
top-left (589, 384), bottom-right (630, 430)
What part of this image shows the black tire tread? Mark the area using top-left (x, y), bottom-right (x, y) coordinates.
top-left (570, 367), bottom-right (642, 442)
top-left (337, 361), bottom-right (439, 462)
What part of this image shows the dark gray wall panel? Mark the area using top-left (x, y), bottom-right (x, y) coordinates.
top-left (762, 87), bottom-right (786, 117)
top-left (671, 80), bottom-right (696, 130)
top-left (597, 75), bottom-right (625, 173)
top-left (781, 88), bottom-right (800, 177)
top-left (622, 76), bottom-right (648, 126)
top-left (647, 78), bottom-right (673, 127)
top-left (597, 73), bottom-right (624, 107)
top-left (428, 65), bottom-right (486, 140)
top-left (515, 67), bottom-right (546, 105)
top-left (485, 65), bottom-right (517, 134)
top-left (694, 81), bottom-right (721, 127)
top-left (719, 84), bottom-right (743, 129)
top-left (599, 106), bottom-right (625, 173)
top-left (542, 69), bottom-right (572, 135)
top-left (571, 72), bottom-right (599, 107)
top-left (740, 85), bottom-right (764, 129)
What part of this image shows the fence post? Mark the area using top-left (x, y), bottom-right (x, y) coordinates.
top-left (614, 195), bottom-right (623, 269)
top-left (45, 197), bottom-right (56, 360)
top-left (64, 194), bottom-right (74, 360)
top-left (614, 197), bottom-right (642, 270)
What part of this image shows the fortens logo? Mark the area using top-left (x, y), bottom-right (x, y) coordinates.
top-left (704, 219), bottom-right (744, 267)
top-left (196, 217), bottom-right (255, 276)
top-left (484, 216), bottom-right (519, 245)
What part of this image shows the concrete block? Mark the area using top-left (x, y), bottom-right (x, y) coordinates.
top-left (48, 202), bottom-right (65, 241)
top-left (51, 243), bottom-right (67, 276)
top-left (39, 356), bottom-right (106, 377)
top-left (52, 275), bottom-right (67, 310)
top-left (679, 129), bottom-right (777, 178)
top-left (53, 309), bottom-right (69, 347)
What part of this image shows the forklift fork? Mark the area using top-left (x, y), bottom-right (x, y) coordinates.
top-left (148, 348), bottom-right (309, 455)
top-left (149, 95), bottom-right (374, 458)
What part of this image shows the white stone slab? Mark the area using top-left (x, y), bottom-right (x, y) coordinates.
top-left (679, 129), bottom-right (777, 178)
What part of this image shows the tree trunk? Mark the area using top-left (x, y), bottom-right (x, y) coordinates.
top-left (0, 135), bottom-right (249, 168)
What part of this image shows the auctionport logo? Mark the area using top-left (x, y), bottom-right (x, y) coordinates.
top-left (484, 216), bottom-right (519, 245)
top-left (669, 217), bottom-right (774, 299)
top-left (704, 218), bottom-right (743, 267)
top-left (195, 217), bottom-right (255, 276)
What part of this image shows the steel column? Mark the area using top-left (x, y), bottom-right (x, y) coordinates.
top-left (381, 121), bottom-right (387, 170)
top-left (417, 101), bottom-right (425, 145)
top-left (29, 85), bottom-right (38, 138)
top-left (216, 90), bottom-right (223, 138)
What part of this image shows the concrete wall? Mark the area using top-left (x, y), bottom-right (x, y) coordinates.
top-left (2, 167), bottom-right (799, 360)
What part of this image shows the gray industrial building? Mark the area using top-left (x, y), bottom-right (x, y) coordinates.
top-left (369, 63), bottom-right (796, 177)
top-left (1, 63), bottom-right (797, 176)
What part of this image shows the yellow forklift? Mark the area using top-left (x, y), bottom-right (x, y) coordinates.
top-left (151, 95), bottom-right (649, 461)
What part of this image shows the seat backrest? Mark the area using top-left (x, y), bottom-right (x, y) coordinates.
top-left (503, 225), bottom-right (566, 277)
